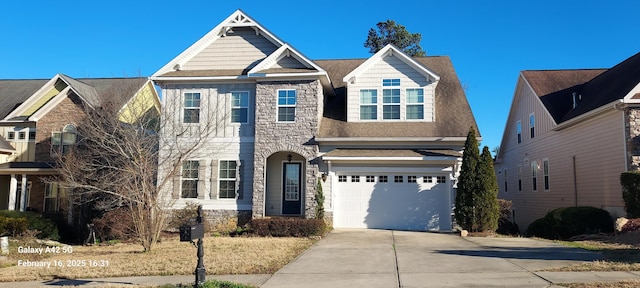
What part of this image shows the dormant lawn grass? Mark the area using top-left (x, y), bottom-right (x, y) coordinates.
top-left (0, 234), bottom-right (313, 282)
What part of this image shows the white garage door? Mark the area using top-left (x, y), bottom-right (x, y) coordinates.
top-left (333, 173), bottom-right (451, 231)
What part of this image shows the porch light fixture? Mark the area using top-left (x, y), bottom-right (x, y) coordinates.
top-left (321, 173), bottom-right (327, 182)
top-left (287, 154), bottom-right (292, 163)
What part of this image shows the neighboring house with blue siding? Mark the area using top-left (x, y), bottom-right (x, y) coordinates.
top-left (494, 51), bottom-right (640, 232)
top-left (152, 10), bottom-right (478, 231)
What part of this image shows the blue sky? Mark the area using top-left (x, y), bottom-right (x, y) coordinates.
top-left (1, 1), bottom-right (639, 151)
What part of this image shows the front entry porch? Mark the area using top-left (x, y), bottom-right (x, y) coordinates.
top-left (264, 151), bottom-right (306, 217)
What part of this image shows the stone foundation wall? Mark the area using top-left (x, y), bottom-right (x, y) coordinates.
top-left (202, 209), bottom-right (252, 232)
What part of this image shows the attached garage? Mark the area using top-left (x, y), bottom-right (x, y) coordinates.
top-left (327, 157), bottom-right (458, 231)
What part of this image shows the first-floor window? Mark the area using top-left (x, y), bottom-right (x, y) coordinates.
top-left (219, 160), bottom-right (238, 199)
top-left (503, 169), bottom-right (508, 193)
top-left (531, 161), bottom-right (538, 191)
top-left (181, 160), bottom-right (199, 198)
top-left (543, 159), bottom-right (550, 191)
top-left (44, 183), bottom-right (59, 212)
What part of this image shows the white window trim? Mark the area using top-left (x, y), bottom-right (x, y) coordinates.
top-left (405, 87), bottom-right (425, 121)
top-left (181, 160), bottom-right (199, 199)
top-left (231, 91), bottom-right (250, 124)
top-left (531, 161), bottom-right (538, 192)
top-left (7, 127), bottom-right (35, 142)
top-left (543, 158), bottom-right (550, 191)
top-left (218, 160), bottom-right (239, 199)
top-left (516, 120), bottom-right (522, 144)
top-left (382, 88), bottom-right (401, 121)
top-left (359, 89), bottom-right (378, 121)
top-left (276, 89), bottom-right (297, 123)
top-left (529, 113), bottom-right (535, 139)
top-left (182, 92), bottom-right (201, 124)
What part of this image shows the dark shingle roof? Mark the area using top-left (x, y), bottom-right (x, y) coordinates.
top-left (0, 76), bottom-right (148, 121)
top-left (522, 51), bottom-right (640, 123)
top-left (0, 79), bottom-right (48, 119)
top-left (315, 56), bottom-right (479, 138)
top-left (0, 135), bottom-right (14, 153)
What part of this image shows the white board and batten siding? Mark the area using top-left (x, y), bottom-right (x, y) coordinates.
top-left (496, 76), bottom-right (626, 231)
top-left (346, 55), bottom-right (436, 122)
top-left (182, 27), bottom-right (279, 71)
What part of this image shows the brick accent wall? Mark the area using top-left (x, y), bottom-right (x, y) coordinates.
top-left (35, 95), bottom-right (87, 163)
top-left (252, 80), bottom-right (322, 218)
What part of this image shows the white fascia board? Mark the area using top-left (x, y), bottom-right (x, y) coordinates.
top-left (152, 10), bottom-right (285, 77)
top-left (151, 75), bottom-right (250, 82)
top-left (315, 137), bottom-right (470, 142)
top-left (623, 82), bottom-right (640, 101)
top-left (330, 166), bottom-right (454, 173)
top-left (322, 156), bottom-right (459, 161)
top-left (552, 99), bottom-right (622, 131)
top-left (4, 74), bottom-right (61, 120)
top-left (248, 44), bottom-right (326, 74)
top-left (342, 44), bottom-right (439, 84)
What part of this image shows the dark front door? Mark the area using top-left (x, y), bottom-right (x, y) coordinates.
top-left (282, 162), bottom-right (302, 215)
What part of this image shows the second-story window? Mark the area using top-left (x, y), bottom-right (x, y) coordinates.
top-left (382, 79), bottom-right (401, 120)
top-left (516, 121), bottom-right (522, 144)
top-left (359, 89), bottom-right (377, 120)
top-left (52, 124), bottom-right (77, 155)
top-left (231, 91), bottom-right (249, 123)
top-left (406, 88), bottom-right (424, 120)
top-left (529, 113), bottom-right (535, 138)
top-left (277, 89), bottom-right (296, 122)
top-left (183, 92), bottom-right (201, 123)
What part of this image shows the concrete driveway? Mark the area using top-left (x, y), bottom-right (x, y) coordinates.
top-left (261, 229), bottom-right (605, 288)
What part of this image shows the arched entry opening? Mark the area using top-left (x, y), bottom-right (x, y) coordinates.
top-left (264, 151), bottom-right (306, 216)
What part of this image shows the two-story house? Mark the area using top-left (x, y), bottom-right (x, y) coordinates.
top-left (152, 10), bottom-right (478, 231)
top-left (0, 74), bottom-right (160, 222)
top-left (494, 51), bottom-right (640, 232)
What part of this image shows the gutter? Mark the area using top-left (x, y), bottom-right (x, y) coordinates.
top-left (151, 71), bottom-right (328, 82)
top-left (315, 137), bottom-right (473, 142)
top-left (553, 99), bottom-right (623, 131)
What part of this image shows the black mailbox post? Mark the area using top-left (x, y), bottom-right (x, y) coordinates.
top-left (179, 205), bottom-right (206, 287)
top-left (180, 223), bottom-right (204, 242)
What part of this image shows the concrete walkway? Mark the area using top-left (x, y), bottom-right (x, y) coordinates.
top-left (2, 229), bottom-right (640, 287)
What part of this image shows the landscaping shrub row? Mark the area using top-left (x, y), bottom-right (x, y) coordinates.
top-left (526, 206), bottom-right (613, 240)
top-left (0, 210), bottom-right (59, 240)
top-left (250, 218), bottom-right (325, 237)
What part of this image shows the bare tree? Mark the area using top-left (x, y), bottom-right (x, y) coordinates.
top-left (53, 80), bottom-right (222, 251)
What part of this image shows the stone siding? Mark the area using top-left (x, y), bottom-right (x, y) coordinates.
top-left (252, 80), bottom-right (322, 218)
top-left (626, 108), bottom-right (640, 170)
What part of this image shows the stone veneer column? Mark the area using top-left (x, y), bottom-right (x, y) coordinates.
top-left (252, 80), bottom-right (322, 218)
top-left (626, 108), bottom-right (640, 170)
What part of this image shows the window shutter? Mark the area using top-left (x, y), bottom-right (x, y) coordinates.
top-left (236, 160), bottom-right (243, 199)
top-left (197, 160), bottom-right (206, 199)
top-left (210, 160), bottom-right (218, 200)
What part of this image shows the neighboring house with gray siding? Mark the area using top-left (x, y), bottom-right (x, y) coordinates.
top-left (152, 10), bottom-right (478, 231)
top-left (494, 51), bottom-right (640, 232)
